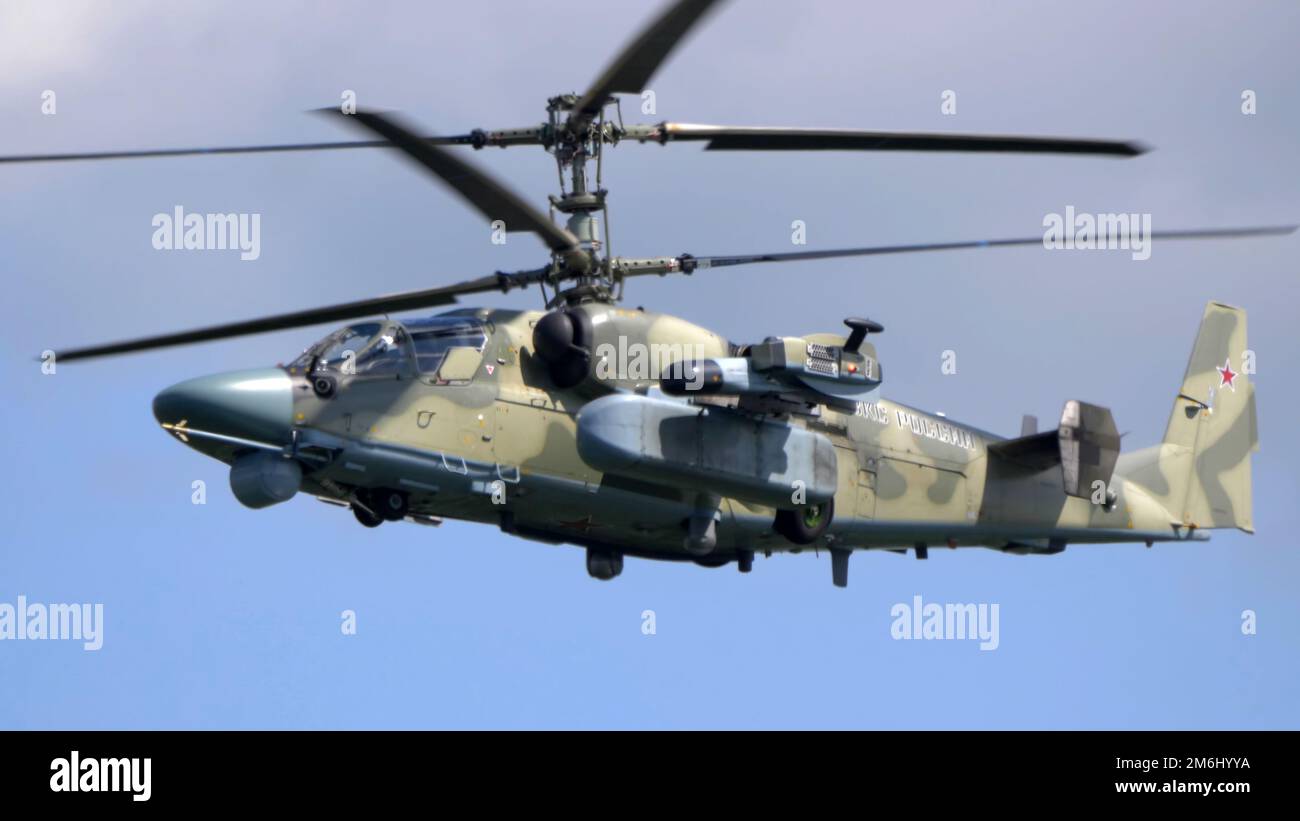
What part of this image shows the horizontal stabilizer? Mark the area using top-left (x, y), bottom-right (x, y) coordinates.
top-left (1059, 400), bottom-right (1121, 498)
top-left (987, 430), bottom-right (1058, 470)
top-left (988, 400), bottom-right (1120, 499)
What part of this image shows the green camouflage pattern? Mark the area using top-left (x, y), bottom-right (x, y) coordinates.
top-left (181, 300), bottom-right (1253, 571)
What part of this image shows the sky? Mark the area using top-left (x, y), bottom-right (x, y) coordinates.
top-left (1, 0), bottom-right (1297, 729)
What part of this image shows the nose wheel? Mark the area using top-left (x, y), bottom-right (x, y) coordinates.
top-left (371, 488), bottom-right (410, 521)
top-left (351, 488), bottom-right (409, 527)
top-left (352, 503), bottom-right (383, 528)
top-left (586, 548), bottom-right (623, 580)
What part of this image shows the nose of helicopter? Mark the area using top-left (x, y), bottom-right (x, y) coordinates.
top-left (152, 368), bottom-right (294, 447)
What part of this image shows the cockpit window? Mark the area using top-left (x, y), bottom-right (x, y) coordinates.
top-left (353, 328), bottom-right (407, 375)
top-left (404, 318), bottom-right (487, 375)
top-left (315, 322), bottom-right (382, 370)
top-left (287, 316), bottom-right (488, 380)
top-left (287, 348), bottom-right (314, 374)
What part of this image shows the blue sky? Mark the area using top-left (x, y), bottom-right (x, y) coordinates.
top-left (1, 0), bottom-right (1297, 728)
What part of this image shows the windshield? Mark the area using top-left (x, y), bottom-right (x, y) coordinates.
top-left (316, 322), bottom-right (383, 370)
top-left (286, 316), bottom-right (488, 379)
top-left (286, 322), bottom-right (387, 375)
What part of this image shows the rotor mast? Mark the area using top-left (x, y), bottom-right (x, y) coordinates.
top-left (545, 94), bottom-right (618, 305)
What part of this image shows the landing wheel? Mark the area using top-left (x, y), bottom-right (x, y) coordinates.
top-left (372, 488), bottom-right (409, 521)
top-left (585, 548), bottom-right (623, 581)
top-left (773, 498), bottom-right (834, 545)
top-left (352, 504), bottom-right (383, 528)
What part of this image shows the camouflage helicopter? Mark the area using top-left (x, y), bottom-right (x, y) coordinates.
top-left (15, 0), bottom-right (1292, 585)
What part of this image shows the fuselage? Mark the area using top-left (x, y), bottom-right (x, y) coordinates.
top-left (152, 303), bottom-right (1188, 570)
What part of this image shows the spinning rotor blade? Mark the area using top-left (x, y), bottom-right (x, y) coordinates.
top-left (0, 136), bottom-right (484, 165)
top-left (570, 0), bottom-right (725, 131)
top-left (51, 269), bottom-right (548, 362)
top-left (688, 225), bottom-right (1298, 269)
top-left (323, 109), bottom-right (580, 257)
top-left (652, 123), bottom-right (1146, 156)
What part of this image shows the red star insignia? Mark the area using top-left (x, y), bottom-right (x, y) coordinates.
top-left (1216, 358), bottom-right (1238, 392)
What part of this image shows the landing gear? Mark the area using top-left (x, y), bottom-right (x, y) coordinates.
top-left (352, 503), bottom-right (383, 528)
top-left (773, 498), bottom-right (834, 545)
top-left (371, 488), bottom-right (409, 521)
top-left (352, 488), bottom-right (408, 525)
top-left (585, 548), bottom-right (623, 581)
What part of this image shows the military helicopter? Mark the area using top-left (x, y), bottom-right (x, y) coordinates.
top-left (13, 0), bottom-right (1292, 585)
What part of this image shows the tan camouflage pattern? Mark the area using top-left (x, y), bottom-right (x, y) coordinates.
top-left (288, 301), bottom-right (1253, 558)
top-left (1118, 301), bottom-right (1256, 533)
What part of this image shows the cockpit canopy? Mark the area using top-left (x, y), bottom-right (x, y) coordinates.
top-left (288, 316), bottom-right (488, 382)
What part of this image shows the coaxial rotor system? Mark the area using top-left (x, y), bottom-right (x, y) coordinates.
top-left (5, 0), bottom-right (1292, 361)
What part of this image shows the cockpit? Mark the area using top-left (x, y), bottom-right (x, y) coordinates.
top-left (287, 316), bottom-right (489, 383)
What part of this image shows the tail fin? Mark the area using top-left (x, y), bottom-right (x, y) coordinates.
top-left (1158, 302), bottom-right (1258, 532)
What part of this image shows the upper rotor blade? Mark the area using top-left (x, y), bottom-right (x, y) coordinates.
top-left (570, 0), bottom-right (724, 130)
top-left (50, 272), bottom-right (532, 362)
top-left (660, 124), bottom-right (1145, 156)
top-left (324, 109), bottom-right (579, 255)
top-left (0, 136), bottom-right (479, 165)
top-left (688, 225), bottom-right (1297, 269)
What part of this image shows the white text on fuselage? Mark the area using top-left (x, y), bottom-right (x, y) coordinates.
top-left (854, 401), bottom-right (892, 425)
top-left (854, 402), bottom-right (976, 450)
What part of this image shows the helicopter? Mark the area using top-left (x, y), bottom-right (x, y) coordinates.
top-left (12, 0), bottom-right (1291, 586)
